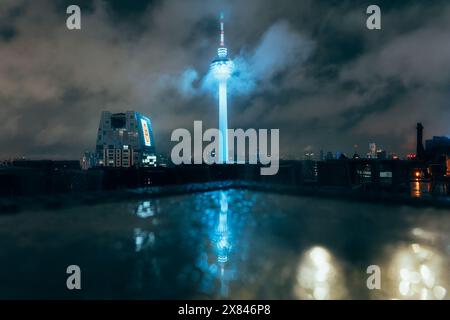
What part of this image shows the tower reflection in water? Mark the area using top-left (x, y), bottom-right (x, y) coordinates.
top-left (295, 246), bottom-right (347, 300)
top-left (196, 190), bottom-right (239, 298)
top-left (215, 191), bottom-right (232, 296)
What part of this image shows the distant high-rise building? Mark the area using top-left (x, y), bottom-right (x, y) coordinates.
top-left (336, 152), bottom-right (347, 160)
top-left (425, 136), bottom-right (450, 162)
top-left (304, 152), bottom-right (315, 161)
top-left (325, 151), bottom-right (334, 160)
top-left (376, 149), bottom-right (387, 160)
top-left (319, 150), bottom-right (324, 161)
top-left (80, 151), bottom-right (96, 170)
top-left (423, 134), bottom-right (450, 176)
top-left (425, 136), bottom-right (450, 151)
top-left (96, 111), bottom-right (157, 167)
top-left (368, 143), bottom-right (377, 159)
top-left (389, 153), bottom-right (399, 160)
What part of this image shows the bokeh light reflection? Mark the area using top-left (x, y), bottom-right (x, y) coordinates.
top-left (387, 242), bottom-right (447, 300)
top-left (295, 246), bottom-right (347, 300)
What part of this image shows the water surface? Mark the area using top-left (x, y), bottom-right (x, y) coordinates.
top-left (0, 189), bottom-right (449, 299)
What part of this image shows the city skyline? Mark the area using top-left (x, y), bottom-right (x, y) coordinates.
top-left (1, 0), bottom-right (450, 160)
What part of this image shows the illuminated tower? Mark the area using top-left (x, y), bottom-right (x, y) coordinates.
top-left (210, 12), bottom-right (233, 163)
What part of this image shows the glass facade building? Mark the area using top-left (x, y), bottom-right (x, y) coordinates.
top-left (95, 111), bottom-right (156, 167)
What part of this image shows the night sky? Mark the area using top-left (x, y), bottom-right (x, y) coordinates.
top-left (1, 0), bottom-right (450, 159)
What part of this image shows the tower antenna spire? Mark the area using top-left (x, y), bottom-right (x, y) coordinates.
top-left (217, 12), bottom-right (227, 58)
top-left (220, 11), bottom-right (225, 47)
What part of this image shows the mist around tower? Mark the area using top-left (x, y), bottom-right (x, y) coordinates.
top-left (169, 13), bottom-right (280, 175)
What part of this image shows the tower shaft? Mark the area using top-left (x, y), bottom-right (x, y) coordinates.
top-left (219, 80), bottom-right (228, 163)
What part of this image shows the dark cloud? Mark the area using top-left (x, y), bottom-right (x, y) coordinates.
top-left (0, 0), bottom-right (450, 160)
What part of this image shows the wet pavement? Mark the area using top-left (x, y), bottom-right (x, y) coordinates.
top-left (0, 189), bottom-right (449, 299)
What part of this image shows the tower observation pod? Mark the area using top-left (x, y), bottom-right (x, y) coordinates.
top-left (210, 12), bottom-right (234, 164)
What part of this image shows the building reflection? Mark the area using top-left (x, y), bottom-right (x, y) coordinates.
top-left (410, 181), bottom-right (431, 198)
top-left (411, 181), bottom-right (421, 197)
top-left (294, 246), bottom-right (347, 300)
top-left (126, 199), bottom-right (162, 295)
top-left (133, 200), bottom-right (159, 252)
top-left (410, 180), bottom-right (450, 198)
top-left (136, 200), bottom-right (158, 218)
top-left (133, 228), bottom-right (155, 252)
top-left (386, 241), bottom-right (447, 300)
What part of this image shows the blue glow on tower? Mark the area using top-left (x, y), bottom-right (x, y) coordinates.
top-left (210, 12), bottom-right (233, 163)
